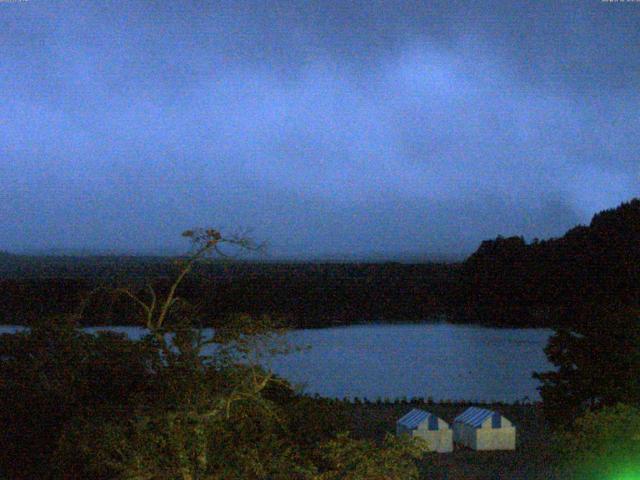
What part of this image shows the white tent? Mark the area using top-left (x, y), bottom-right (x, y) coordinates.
top-left (453, 407), bottom-right (516, 451)
top-left (396, 408), bottom-right (453, 453)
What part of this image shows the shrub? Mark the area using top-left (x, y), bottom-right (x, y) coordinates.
top-left (554, 403), bottom-right (640, 479)
top-left (315, 432), bottom-right (425, 480)
top-left (0, 317), bottom-right (154, 479)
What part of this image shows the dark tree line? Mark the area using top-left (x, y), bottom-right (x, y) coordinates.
top-left (2, 199), bottom-right (639, 330)
top-left (517, 200), bottom-right (640, 429)
top-left (460, 199), bottom-right (640, 327)
top-left (0, 263), bottom-right (461, 328)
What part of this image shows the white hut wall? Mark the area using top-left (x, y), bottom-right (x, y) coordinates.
top-left (415, 418), bottom-right (453, 453)
top-left (413, 428), bottom-right (453, 453)
top-left (472, 417), bottom-right (515, 450)
top-left (475, 425), bottom-right (516, 450)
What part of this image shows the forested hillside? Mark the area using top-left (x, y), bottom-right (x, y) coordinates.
top-left (0, 261), bottom-right (460, 327)
top-left (2, 199), bottom-right (638, 329)
top-left (460, 199), bottom-right (640, 326)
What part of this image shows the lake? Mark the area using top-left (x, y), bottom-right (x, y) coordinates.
top-left (0, 323), bottom-right (553, 402)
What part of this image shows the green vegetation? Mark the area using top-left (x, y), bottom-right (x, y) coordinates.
top-left (2, 198), bottom-right (640, 478)
top-left (0, 229), bottom-right (425, 479)
top-left (524, 199), bottom-right (640, 479)
top-left (0, 317), bottom-right (156, 478)
top-left (533, 304), bottom-right (640, 426)
top-left (553, 404), bottom-right (640, 480)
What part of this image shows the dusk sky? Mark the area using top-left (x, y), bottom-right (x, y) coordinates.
top-left (2, 0), bottom-right (639, 259)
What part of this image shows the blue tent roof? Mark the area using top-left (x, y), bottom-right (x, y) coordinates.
top-left (454, 407), bottom-right (499, 428)
top-left (397, 409), bottom-right (441, 430)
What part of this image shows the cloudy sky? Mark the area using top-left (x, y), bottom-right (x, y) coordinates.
top-left (1, 0), bottom-right (639, 259)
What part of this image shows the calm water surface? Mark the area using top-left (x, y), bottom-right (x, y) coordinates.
top-left (0, 323), bottom-right (553, 402)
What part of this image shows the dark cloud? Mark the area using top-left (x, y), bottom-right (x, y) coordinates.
top-left (1, 0), bottom-right (638, 258)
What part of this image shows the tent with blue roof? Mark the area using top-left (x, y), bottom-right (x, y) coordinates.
top-left (396, 408), bottom-right (452, 453)
top-left (452, 407), bottom-right (515, 450)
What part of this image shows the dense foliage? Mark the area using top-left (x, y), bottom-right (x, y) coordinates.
top-left (314, 432), bottom-right (425, 480)
top-left (533, 303), bottom-right (640, 426)
top-left (0, 317), bottom-right (156, 479)
top-left (0, 229), bottom-right (426, 479)
top-left (462, 198), bottom-right (640, 326)
top-left (0, 262), bottom-right (459, 327)
top-left (553, 404), bottom-right (640, 479)
top-left (530, 201), bottom-right (640, 476)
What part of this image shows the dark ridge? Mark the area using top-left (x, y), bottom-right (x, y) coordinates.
top-left (1, 198), bottom-right (638, 329)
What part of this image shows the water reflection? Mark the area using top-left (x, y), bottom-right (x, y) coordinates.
top-left (0, 323), bottom-right (552, 401)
